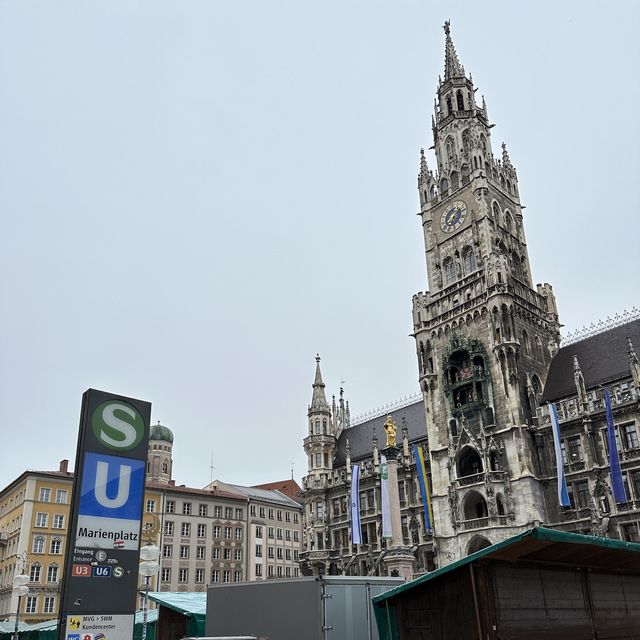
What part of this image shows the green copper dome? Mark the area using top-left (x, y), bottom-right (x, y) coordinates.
top-left (149, 421), bottom-right (174, 443)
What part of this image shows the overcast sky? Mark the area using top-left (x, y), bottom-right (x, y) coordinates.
top-left (1, 1), bottom-right (638, 492)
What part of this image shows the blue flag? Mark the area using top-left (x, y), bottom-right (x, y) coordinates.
top-left (350, 464), bottom-right (362, 544)
top-left (413, 445), bottom-right (433, 532)
top-left (549, 403), bottom-right (571, 507)
top-left (605, 390), bottom-right (628, 504)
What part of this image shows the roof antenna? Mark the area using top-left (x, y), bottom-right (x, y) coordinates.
top-left (291, 462), bottom-right (295, 480)
top-left (210, 452), bottom-right (216, 484)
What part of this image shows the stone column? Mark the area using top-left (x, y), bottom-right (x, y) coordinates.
top-left (382, 446), bottom-right (416, 580)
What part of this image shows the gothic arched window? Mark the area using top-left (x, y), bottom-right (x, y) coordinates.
top-left (443, 258), bottom-right (455, 285)
top-left (440, 177), bottom-right (449, 196)
top-left (531, 374), bottom-right (542, 396)
top-left (458, 448), bottom-right (483, 477)
top-left (463, 490), bottom-right (488, 520)
top-left (446, 95), bottom-right (453, 114)
top-left (521, 256), bottom-right (528, 281)
top-left (461, 164), bottom-right (470, 185)
top-left (534, 337), bottom-right (543, 361)
top-left (521, 330), bottom-right (530, 355)
top-left (462, 246), bottom-right (476, 273)
top-left (504, 211), bottom-right (513, 234)
top-left (456, 90), bottom-right (464, 110)
top-left (492, 202), bottom-right (501, 224)
top-left (450, 171), bottom-right (459, 190)
top-left (511, 250), bottom-right (521, 278)
top-left (445, 137), bottom-right (455, 162)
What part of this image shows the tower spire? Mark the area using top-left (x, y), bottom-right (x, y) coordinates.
top-left (310, 354), bottom-right (329, 411)
top-left (443, 20), bottom-right (464, 80)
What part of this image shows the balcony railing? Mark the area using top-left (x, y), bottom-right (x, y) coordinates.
top-left (461, 517), bottom-right (490, 530)
top-left (621, 448), bottom-right (640, 462)
top-left (457, 473), bottom-right (484, 487)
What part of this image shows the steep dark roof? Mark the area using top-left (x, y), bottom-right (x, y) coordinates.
top-left (542, 319), bottom-right (640, 403)
top-left (335, 399), bottom-right (426, 466)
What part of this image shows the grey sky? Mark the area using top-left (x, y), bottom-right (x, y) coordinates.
top-left (1, 1), bottom-right (638, 491)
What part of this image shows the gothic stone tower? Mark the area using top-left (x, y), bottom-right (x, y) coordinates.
top-left (302, 355), bottom-right (350, 573)
top-left (411, 22), bottom-right (561, 562)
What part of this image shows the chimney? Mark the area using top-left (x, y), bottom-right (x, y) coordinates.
top-left (59, 459), bottom-right (69, 474)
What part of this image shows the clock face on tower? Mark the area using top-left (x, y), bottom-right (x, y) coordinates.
top-left (440, 200), bottom-right (467, 232)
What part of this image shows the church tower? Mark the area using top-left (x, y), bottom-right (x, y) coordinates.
top-left (412, 22), bottom-right (561, 561)
top-left (146, 421), bottom-right (174, 484)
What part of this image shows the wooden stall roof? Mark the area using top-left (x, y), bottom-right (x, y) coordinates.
top-left (372, 527), bottom-right (640, 605)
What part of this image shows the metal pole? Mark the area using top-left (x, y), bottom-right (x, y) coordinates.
top-left (141, 576), bottom-right (149, 640)
top-left (13, 595), bottom-right (22, 640)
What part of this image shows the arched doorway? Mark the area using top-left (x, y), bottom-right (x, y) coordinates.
top-left (467, 535), bottom-right (492, 554)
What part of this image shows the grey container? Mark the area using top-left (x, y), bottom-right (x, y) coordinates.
top-left (205, 575), bottom-right (404, 640)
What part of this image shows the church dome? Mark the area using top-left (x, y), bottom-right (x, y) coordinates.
top-left (149, 421), bottom-right (174, 443)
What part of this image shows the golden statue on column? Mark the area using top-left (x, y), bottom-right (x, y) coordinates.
top-left (383, 415), bottom-right (397, 448)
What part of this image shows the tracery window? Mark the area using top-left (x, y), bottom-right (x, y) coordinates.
top-left (443, 258), bottom-right (455, 285)
top-left (462, 246), bottom-right (476, 273)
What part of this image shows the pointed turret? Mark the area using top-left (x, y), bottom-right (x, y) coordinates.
top-left (334, 386), bottom-right (350, 440)
top-left (309, 354), bottom-right (330, 413)
top-left (419, 148), bottom-right (430, 181)
top-left (501, 142), bottom-right (512, 169)
top-left (443, 20), bottom-right (464, 80)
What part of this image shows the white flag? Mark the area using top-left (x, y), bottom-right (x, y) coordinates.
top-left (380, 455), bottom-right (392, 539)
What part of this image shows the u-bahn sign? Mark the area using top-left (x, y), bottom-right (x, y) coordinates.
top-left (59, 390), bottom-right (151, 640)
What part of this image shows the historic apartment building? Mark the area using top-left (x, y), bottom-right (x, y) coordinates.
top-left (205, 481), bottom-right (303, 581)
top-left (300, 22), bottom-right (640, 575)
top-left (0, 421), bottom-right (303, 621)
top-left (0, 462), bottom-right (72, 623)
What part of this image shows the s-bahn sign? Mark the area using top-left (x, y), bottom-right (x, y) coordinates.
top-left (59, 390), bottom-right (151, 640)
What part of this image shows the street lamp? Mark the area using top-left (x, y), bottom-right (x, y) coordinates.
top-left (12, 573), bottom-right (30, 640)
top-left (138, 544), bottom-right (160, 640)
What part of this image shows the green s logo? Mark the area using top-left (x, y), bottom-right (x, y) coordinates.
top-left (92, 401), bottom-right (145, 450)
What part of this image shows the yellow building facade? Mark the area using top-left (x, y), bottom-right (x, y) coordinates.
top-left (0, 466), bottom-right (168, 622)
top-left (0, 462), bottom-right (72, 623)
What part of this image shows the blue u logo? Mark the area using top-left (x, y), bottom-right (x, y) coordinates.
top-left (79, 452), bottom-right (145, 520)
